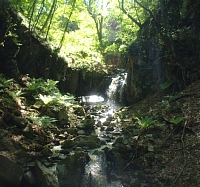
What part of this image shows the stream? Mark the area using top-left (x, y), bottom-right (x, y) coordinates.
top-left (42, 69), bottom-right (127, 187)
top-left (79, 69), bottom-right (127, 187)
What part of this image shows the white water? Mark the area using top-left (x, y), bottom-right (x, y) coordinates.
top-left (106, 70), bottom-right (127, 107)
top-left (81, 70), bottom-right (127, 187)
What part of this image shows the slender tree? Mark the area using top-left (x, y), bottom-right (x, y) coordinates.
top-left (83, 0), bottom-right (106, 53)
top-left (58, 0), bottom-right (77, 51)
top-left (40, 0), bottom-right (57, 33)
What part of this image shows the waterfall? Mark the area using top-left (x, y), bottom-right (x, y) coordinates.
top-left (106, 69), bottom-right (127, 107)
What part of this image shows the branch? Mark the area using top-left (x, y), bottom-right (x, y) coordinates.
top-left (120, 0), bottom-right (142, 28)
top-left (135, 0), bottom-right (156, 22)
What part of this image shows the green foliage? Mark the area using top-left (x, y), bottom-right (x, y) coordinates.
top-left (25, 77), bottom-right (58, 94)
top-left (135, 116), bottom-right (158, 129)
top-left (169, 116), bottom-right (183, 125)
top-left (37, 92), bottom-right (75, 106)
top-left (26, 115), bottom-right (57, 128)
top-left (0, 73), bottom-right (14, 88)
top-left (160, 82), bottom-right (172, 90)
top-left (24, 77), bottom-right (76, 107)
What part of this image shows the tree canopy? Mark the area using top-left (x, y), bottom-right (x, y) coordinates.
top-left (7, 0), bottom-right (200, 77)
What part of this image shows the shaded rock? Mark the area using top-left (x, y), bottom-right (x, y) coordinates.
top-left (46, 107), bottom-right (69, 125)
top-left (75, 135), bottom-right (101, 149)
top-left (61, 139), bottom-right (75, 149)
top-left (0, 129), bottom-right (9, 138)
top-left (73, 105), bottom-right (85, 116)
top-left (1, 137), bottom-right (16, 152)
top-left (0, 155), bottom-right (24, 186)
top-left (14, 149), bottom-right (28, 165)
top-left (40, 147), bottom-right (52, 157)
top-left (75, 147), bottom-right (82, 152)
top-left (22, 124), bottom-right (33, 138)
top-left (66, 127), bottom-right (78, 135)
top-left (21, 170), bottom-right (37, 187)
top-left (56, 152), bottom-right (89, 187)
top-left (77, 117), bottom-right (95, 130)
top-left (35, 160), bottom-right (59, 187)
top-left (32, 143), bottom-right (44, 152)
top-left (105, 125), bottom-right (114, 131)
top-left (77, 129), bottom-right (86, 135)
top-left (11, 115), bottom-right (27, 128)
top-left (0, 140), bottom-right (6, 151)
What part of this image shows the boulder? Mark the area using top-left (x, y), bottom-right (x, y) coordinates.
top-left (73, 105), bottom-right (85, 116)
top-left (77, 118), bottom-right (95, 130)
top-left (0, 155), bottom-right (24, 186)
top-left (75, 135), bottom-right (101, 149)
top-left (35, 160), bottom-right (59, 187)
top-left (61, 139), bottom-right (75, 149)
top-left (56, 152), bottom-right (89, 187)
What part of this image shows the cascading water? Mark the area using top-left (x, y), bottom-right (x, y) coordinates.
top-left (106, 69), bottom-right (127, 107)
top-left (80, 69), bottom-right (127, 187)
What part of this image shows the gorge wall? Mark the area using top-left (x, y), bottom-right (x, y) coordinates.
top-left (0, 4), bottom-right (110, 96)
top-left (125, 0), bottom-right (200, 104)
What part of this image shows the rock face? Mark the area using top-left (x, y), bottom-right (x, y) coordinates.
top-left (0, 155), bottom-right (24, 186)
top-left (56, 152), bottom-right (89, 187)
top-left (35, 160), bottom-right (59, 187)
top-left (0, 5), bottom-right (111, 97)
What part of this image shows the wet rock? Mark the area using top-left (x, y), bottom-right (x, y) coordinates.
top-left (35, 160), bottom-right (59, 187)
top-left (32, 143), bottom-right (44, 152)
top-left (21, 170), bottom-right (37, 187)
top-left (1, 137), bottom-right (16, 152)
top-left (73, 105), bottom-right (85, 116)
top-left (96, 120), bottom-right (102, 127)
top-left (75, 147), bottom-right (82, 152)
top-left (58, 134), bottom-right (67, 139)
top-left (60, 149), bottom-right (70, 155)
top-left (22, 124), bottom-right (33, 138)
top-left (75, 135), bottom-right (101, 149)
top-left (103, 120), bottom-right (110, 126)
top-left (114, 136), bottom-right (124, 144)
top-left (77, 117), bottom-right (95, 130)
top-left (61, 139), bottom-right (75, 149)
top-left (40, 146), bottom-right (52, 157)
top-left (77, 130), bottom-right (86, 135)
top-left (14, 149), bottom-right (28, 164)
top-left (0, 155), bottom-right (24, 186)
top-left (59, 119), bottom-right (69, 127)
top-left (105, 125), bottom-right (114, 131)
top-left (112, 153), bottom-right (124, 175)
top-left (66, 127), bottom-right (78, 135)
top-left (57, 152), bottom-right (89, 187)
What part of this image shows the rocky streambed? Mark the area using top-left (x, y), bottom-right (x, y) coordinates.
top-left (0, 88), bottom-right (152, 187)
top-left (1, 75), bottom-right (200, 187)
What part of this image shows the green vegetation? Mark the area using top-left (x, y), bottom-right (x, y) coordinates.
top-left (26, 115), bottom-right (57, 128)
top-left (135, 116), bottom-right (158, 129)
top-left (7, 0), bottom-right (158, 70)
top-left (169, 116), bottom-right (184, 126)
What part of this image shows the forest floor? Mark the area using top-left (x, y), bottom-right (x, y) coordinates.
top-left (122, 80), bottom-right (200, 187)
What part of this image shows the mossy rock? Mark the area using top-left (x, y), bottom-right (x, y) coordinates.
top-left (61, 139), bottom-right (75, 149)
top-left (57, 152), bottom-right (89, 187)
top-left (75, 135), bottom-right (100, 149)
top-left (73, 105), bottom-right (85, 116)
